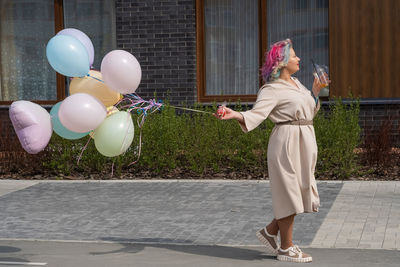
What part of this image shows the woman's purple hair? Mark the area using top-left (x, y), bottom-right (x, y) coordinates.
top-left (261, 39), bottom-right (292, 82)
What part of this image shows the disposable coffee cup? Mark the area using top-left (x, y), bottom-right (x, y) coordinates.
top-left (311, 60), bottom-right (329, 88)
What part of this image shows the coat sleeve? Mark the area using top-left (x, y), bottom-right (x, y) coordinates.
top-left (314, 99), bottom-right (321, 116)
top-left (239, 87), bottom-right (278, 133)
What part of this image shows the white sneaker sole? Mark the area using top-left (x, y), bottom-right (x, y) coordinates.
top-left (256, 231), bottom-right (278, 256)
top-left (277, 254), bottom-right (313, 263)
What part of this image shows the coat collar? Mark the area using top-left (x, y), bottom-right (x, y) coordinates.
top-left (270, 77), bottom-right (311, 95)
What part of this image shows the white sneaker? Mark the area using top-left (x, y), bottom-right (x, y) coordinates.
top-left (277, 245), bottom-right (312, 263)
top-left (256, 227), bottom-right (279, 256)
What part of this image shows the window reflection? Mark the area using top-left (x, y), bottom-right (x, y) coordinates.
top-left (268, 0), bottom-right (329, 96)
top-left (0, 0), bottom-right (56, 101)
top-left (0, 0), bottom-right (116, 101)
top-left (64, 0), bottom-right (116, 69)
top-left (204, 0), bottom-right (259, 96)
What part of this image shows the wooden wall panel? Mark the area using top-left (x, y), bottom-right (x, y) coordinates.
top-left (329, 0), bottom-right (400, 98)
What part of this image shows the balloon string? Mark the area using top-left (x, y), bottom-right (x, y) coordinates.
top-left (115, 93), bottom-right (216, 166)
top-left (72, 91), bottom-right (211, 170)
top-left (72, 93), bottom-right (214, 168)
top-left (129, 127), bottom-right (142, 166)
top-left (168, 106), bottom-right (214, 115)
top-left (85, 78), bottom-right (214, 115)
top-left (77, 136), bottom-right (92, 165)
top-left (127, 108), bottom-right (158, 166)
top-left (87, 74), bottom-right (105, 83)
top-left (117, 93), bottom-right (214, 115)
top-left (119, 112), bottom-right (134, 155)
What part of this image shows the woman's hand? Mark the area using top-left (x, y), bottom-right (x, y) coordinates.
top-left (214, 106), bottom-right (244, 122)
top-left (312, 74), bottom-right (331, 97)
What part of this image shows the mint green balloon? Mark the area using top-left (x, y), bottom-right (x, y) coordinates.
top-left (94, 111), bottom-right (134, 157)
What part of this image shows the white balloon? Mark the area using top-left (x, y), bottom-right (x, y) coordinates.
top-left (58, 93), bottom-right (107, 133)
top-left (101, 50), bottom-right (142, 94)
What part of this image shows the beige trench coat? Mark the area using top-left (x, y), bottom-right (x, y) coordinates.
top-left (240, 77), bottom-right (320, 220)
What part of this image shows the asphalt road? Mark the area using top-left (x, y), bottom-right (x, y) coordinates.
top-left (0, 240), bottom-right (399, 267)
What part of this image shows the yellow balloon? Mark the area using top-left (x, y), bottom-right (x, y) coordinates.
top-left (69, 70), bottom-right (120, 107)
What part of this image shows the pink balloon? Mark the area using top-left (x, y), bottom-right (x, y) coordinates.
top-left (9, 101), bottom-right (52, 154)
top-left (58, 93), bottom-right (107, 133)
top-left (101, 50), bottom-right (142, 94)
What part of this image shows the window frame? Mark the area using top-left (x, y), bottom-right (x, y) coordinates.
top-left (196, 0), bottom-right (331, 103)
top-left (0, 0), bottom-right (66, 106)
top-left (196, 0), bottom-right (267, 103)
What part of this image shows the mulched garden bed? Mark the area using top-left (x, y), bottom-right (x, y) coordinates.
top-left (1, 147), bottom-right (399, 180)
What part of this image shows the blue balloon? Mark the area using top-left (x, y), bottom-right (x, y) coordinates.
top-left (46, 35), bottom-right (89, 77)
top-left (50, 102), bottom-right (89, 140)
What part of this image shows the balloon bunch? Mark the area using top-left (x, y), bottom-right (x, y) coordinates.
top-left (116, 94), bottom-right (163, 127)
top-left (9, 28), bottom-right (149, 159)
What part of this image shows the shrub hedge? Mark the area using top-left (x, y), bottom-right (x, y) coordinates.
top-left (40, 98), bottom-right (361, 179)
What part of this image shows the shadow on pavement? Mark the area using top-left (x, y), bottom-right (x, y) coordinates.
top-left (0, 246), bottom-right (21, 253)
top-left (0, 246), bottom-right (30, 266)
top-left (0, 257), bottom-right (29, 264)
top-left (92, 237), bottom-right (271, 261)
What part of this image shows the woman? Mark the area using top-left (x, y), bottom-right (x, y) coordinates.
top-left (216, 39), bottom-right (328, 263)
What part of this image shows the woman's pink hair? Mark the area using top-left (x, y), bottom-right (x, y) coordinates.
top-left (261, 39), bottom-right (292, 82)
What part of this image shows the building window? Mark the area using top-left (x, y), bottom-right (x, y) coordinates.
top-left (197, 0), bottom-right (329, 102)
top-left (0, 0), bottom-right (56, 102)
top-left (268, 0), bottom-right (329, 96)
top-left (63, 0), bottom-right (116, 69)
top-left (204, 0), bottom-right (259, 98)
top-left (0, 0), bottom-right (116, 104)
top-left (288, 0), bottom-right (310, 11)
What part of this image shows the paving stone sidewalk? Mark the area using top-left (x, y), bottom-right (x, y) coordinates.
top-left (0, 180), bottom-right (398, 250)
top-left (311, 181), bottom-right (400, 249)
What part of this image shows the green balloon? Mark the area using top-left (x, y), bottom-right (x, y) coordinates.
top-left (94, 111), bottom-right (134, 157)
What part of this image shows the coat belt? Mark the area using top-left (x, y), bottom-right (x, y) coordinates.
top-left (276, 119), bottom-right (313, 126)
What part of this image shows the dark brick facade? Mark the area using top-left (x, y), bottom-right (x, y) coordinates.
top-left (0, 108), bottom-right (10, 139)
top-left (0, 106), bottom-right (51, 140)
top-left (358, 103), bottom-right (400, 146)
top-left (115, 0), bottom-right (197, 105)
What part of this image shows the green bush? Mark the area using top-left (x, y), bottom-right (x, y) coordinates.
top-left (314, 98), bottom-right (361, 178)
top-left (42, 98), bottom-right (361, 179)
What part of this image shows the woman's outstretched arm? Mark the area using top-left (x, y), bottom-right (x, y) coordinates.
top-left (214, 107), bottom-right (247, 130)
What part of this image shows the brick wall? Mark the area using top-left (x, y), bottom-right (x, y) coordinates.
top-left (358, 103), bottom-right (400, 146)
top-left (316, 102), bottom-right (399, 146)
top-left (0, 108), bottom-right (12, 139)
top-left (115, 0), bottom-right (197, 105)
top-left (0, 107), bottom-right (53, 140)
